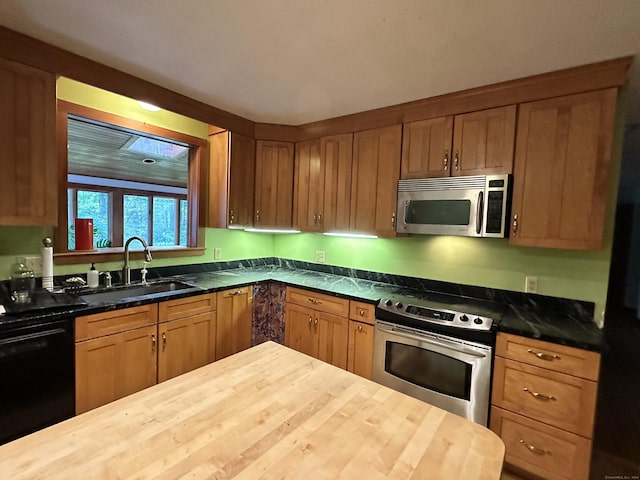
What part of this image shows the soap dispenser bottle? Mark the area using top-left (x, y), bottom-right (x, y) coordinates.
top-left (87, 263), bottom-right (99, 288)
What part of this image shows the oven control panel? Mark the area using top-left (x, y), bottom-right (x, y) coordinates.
top-left (377, 298), bottom-right (494, 331)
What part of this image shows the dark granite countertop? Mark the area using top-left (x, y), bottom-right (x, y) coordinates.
top-left (0, 260), bottom-right (604, 352)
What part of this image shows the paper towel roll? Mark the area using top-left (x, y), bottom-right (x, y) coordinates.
top-left (42, 237), bottom-right (54, 292)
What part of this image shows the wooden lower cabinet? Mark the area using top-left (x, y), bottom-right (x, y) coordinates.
top-left (76, 293), bottom-right (218, 414)
top-left (285, 287), bottom-right (349, 369)
top-left (347, 320), bottom-right (374, 379)
top-left (216, 287), bottom-right (253, 360)
top-left (158, 311), bottom-right (216, 382)
top-left (75, 323), bottom-right (157, 415)
top-left (491, 407), bottom-right (592, 480)
top-left (491, 332), bottom-right (600, 480)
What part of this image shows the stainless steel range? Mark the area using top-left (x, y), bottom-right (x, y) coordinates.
top-left (372, 292), bottom-right (505, 426)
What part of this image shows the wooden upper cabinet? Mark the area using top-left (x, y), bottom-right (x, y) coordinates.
top-left (293, 139), bottom-right (322, 231)
top-left (254, 140), bottom-right (294, 228)
top-left (0, 57), bottom-right (56, 226)
top-left (400, 106), bottom-right (515, 179)
top-left (452, 105), bottom-right (516, 176)
top-left (351, 125), bottom-right (402, 236)
top-left (510, 89), bottom-right (617, 250)
top-left (321, 133), bottom-right (353, 232)
top-left (401, 116), bottom-right (453, 178)
top-left (208, 131), bottom-right (255, 228)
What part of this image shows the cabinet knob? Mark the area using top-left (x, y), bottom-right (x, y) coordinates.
top-left (317, 213), bottom-right (322, 225)
top-left (256, 210), bottom-right (260, 222)
top-left (357, 325), bottom-right (363, 332)
top-left (391, 212), bottom-right (396, 228)
top-left (443, 150), bottom-right (449, 171)
top-left (313, 214), bottom-right (318, 225)
top-left (358, 309), bottom-right (365, 316)
top-left (454, 150), bottom-right (459, 170)
top-left (512, 214), bottom-right (519, 234)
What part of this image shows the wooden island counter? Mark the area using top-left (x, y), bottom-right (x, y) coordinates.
top-left (0, 342), bottom-right (504, 479)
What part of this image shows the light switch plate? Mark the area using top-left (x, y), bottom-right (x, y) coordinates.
top-left (315, 251), bottom-right (326, 263)
top-left (214, 248), bottom-right (222, 260)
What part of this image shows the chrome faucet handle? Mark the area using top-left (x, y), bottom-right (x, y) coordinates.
top-left (141, 262), bottom-right (150, 285)
top-left (99, 271), bottom-right (112, 288)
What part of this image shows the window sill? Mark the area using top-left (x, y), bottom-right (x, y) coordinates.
top-left (54, 246), bottom-right (206, 265)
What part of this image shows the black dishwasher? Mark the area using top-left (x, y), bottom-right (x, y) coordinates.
top-left (0, 317), bottom-right (75, 445)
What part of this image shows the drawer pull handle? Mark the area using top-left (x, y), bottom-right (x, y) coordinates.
top-left (519, 439), bottom-right (550, 455)
top-left (527, 349), bottom-right (560, 361)
top-left (308, 317), bottom-right (313, 330)
top-left (151, 334), bottom-right (156, 353)
top-left (523, 388), bottom-right (556, 401)
top-left (308, 298), bottom-right (321, 305)
top-left (230, 289), bottom-right (245, 296)
top-left (162, 332), bottom-right (167, 351)
top-left (358, 309), bottom-right (365, 316)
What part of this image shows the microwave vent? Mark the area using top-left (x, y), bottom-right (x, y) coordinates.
top-left (398, 175), bottom-right (487, 192)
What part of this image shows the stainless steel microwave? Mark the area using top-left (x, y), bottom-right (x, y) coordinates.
top-left (396, 174), bottom-right (511, 237)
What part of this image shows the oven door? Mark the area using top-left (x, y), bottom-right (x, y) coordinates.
top-left (397, 187), bottom-right (484, 237)
top-left (372, 320), bottom-right (492, 425)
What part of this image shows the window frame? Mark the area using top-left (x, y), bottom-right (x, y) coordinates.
top-left (55, 100), bottom-right (208, 265)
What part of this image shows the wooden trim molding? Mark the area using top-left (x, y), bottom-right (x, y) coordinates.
top-left (55, 100), bottom-right (208, 264)
top-left (0, 26), bottom-right (254, 137)
top-left (0, 26), bottom-right (630, 146)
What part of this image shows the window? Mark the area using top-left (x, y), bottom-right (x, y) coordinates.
top-left (55, 101), bottom-right (207, 261)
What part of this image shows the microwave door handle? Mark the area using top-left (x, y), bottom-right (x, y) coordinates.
top-left (403, 201), bottom-right (409, 225)
top-left (476, 191), bottom-right (484, 235)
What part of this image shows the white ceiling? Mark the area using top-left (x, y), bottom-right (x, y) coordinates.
top-left (1, 0), bottom-right (640, 127)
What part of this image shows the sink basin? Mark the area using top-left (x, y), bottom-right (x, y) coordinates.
top-left (80, 281), bottom-right (195, 304)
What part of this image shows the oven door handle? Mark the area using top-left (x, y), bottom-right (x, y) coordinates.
top-left (378, 324), bottom-right (488, 358)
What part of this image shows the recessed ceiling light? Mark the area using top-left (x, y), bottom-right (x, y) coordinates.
top-left (142, 158), bottom-right (156, 164)
top-left (138, 101), bottom-right (161, 112)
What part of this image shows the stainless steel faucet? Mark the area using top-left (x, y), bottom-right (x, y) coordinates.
top-left (122, 236), bottom-right (152, 285)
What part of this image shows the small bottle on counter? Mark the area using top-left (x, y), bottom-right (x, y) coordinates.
top-left (87, 263), bottom-right (99, 288)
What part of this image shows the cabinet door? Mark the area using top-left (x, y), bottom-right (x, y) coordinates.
top-left (216, 287), bottom-right (253, 360)
top-left (158, 312), bottom-right (216, 382)
top-left (0, 57), bottom-right (56, 225)
top-left (316, 311), bottom-right (348, 369)
top-left (452, 105), bottom-right (516, 176)
top-left (254, 140), bottom-right (294, 228)
top-left (229, 132), bottom-right (256, 228)
top-left (401, 116), bottom-right (453, 179)
top-left (321, 133), bottom-right (353, 232)
top-left (347, 320), bottom-right (374, 379)
top-left (293, 139), bottom-right (323, 231)
top-left (351, 125), bottom-right (402, 236)
top-left (285, 303), bottom-right (318, 358)
top-left (510, 89), bottom-right (616, 250)
top-left (75, 324), bottom-right (157, 414)
top-left (208, 131), bottom-right (256, 228)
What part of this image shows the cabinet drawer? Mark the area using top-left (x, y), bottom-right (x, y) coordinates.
top-left (286, 287), bottom-right (349, 317)
top-left (496, 333), bottom-right (600, 381)
top-left (75, 304), bottom-right (158, 341)
top-left (349, 301), bottom-right (375, 325)
top-left (490, 407), bottom-right (591, 480)
top-left (492, 357), bottom-right (597, 437)
top-left (158, 293), bottom-right (217, 322)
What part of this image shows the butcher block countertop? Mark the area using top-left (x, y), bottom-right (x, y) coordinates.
top-left (0, 342), bottom-right (504, 479)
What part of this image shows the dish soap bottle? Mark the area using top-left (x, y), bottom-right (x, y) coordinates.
top-left (87, 263), bottom-right (99, 288)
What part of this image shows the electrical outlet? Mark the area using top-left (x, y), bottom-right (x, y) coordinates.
top-left (23, 255), bottom-right (42, 275)
top-left (315, 250), bottom-right (326, 263)
top-left (214, 248), bottom-right (222, 260)
top-left (525, 276), bottom-right (538, 294)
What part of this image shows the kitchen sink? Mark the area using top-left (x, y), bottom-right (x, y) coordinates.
top-left (79, 281), bottom-right (195, 304)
